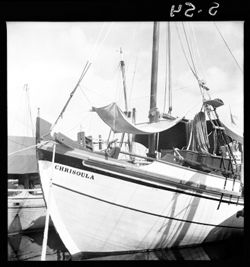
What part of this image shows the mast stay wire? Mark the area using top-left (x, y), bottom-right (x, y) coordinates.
top-left (213, 22), bottom-right (243, 74)
top-left (187, 22), bottom-right (211, 100)
top-left (49, 23), bottom-right (114, 133)
top-left (175, 24), bottom-right (199, 82)
top-left (124, 23), bottom-right (140, 109)
top-left (181, 22), bottom-right (199, 79)
top-left (128, 54), bottom-right (138, 106)
top-left (189, 22), bottom-right (208, 83)
top-left (182, 22), bottom-right (208, 101)
top-left (24, 84), bottom-right (35, 137)
top-left (177, 23), bottom-right (205, 101)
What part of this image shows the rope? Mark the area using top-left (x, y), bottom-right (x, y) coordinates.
top-left (87, 22), bottom-right (108, 62)
top-left (24, 84), bottom-right (35, 137)
top-left (8, 143), bottom-right (39, 156)
top-left (79, 85), bottom-right (93, 106)
top-left (88, 22), bottom-right (114, 63)
top-left (213, 22), bottom-right (243, 74)
top-left (8, 140), bottom-right (51, 156)
top-left (182, 23), bottom-right (205, 101)
top-left (181, 22), bottom-right (199, 78)
top-left (128, 54), bottom-right (138, 105)
top-left (50, 60), bottom-right (92, 132)
top-left (175, 24), bottom-right (199, 81)
top-left (8, 138), bottom-right (32, 147)
top-left (190, 23), bottom-right (208, 82)
top-left (177, 23), bottom-right (205, 100)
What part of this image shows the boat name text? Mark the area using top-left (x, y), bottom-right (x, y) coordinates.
top-left (55, 165), bottom-right (94, 180)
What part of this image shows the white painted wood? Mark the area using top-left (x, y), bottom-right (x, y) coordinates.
top-left (38, 153), bottom-right (243, 255)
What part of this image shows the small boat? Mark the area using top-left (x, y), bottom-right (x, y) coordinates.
top-left (8, 135), bottom-right (52, 234)
top-left (36, 22), bottom-right (243, 257)
top-left (8, 187), bottom-right (49, 234)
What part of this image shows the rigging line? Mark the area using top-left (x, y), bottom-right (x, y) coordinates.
top-left (187, 25), bottom-right (202, 88)
top-left (61, 112), bottom-right (90, 136)
top-left (128, 23), bottom-right (143, 107)
top-left (50, 61), bottom-right (91, 132)
top-left (126, 23), bottom-right (140, 76)
top-left (79, 85), bottom-right (93, 106)
top-left (175, 24), bottom-right (199, 81)
top-left (181, 22), bottom-right (199, 78)
top-left (89, 22), bottom-right (114, 63)
top-left (8, 142), bottom-right (41, 156)
top-left (188, 22), bottom-right (201, 78)
top-left (128, 54), bottom-right (138, 106)
top-left (183, 100), bottom-right (205, 117)
top-left (213, 22), bottom-right (243, 74)
top-left (50, 24), bottom-right (112, 133)
top-left (190, 22), bottom-right (207, 82)
top-left (8, 138), bottom-right (33, 147)
top-left (181, 23), bottom-right (204, 99)
top-left (87, 22), bottom-right (108, 62)
top-left (24, 84), bottom-right (35, 137)
top-left (23, 85), bottom-right (29, 137)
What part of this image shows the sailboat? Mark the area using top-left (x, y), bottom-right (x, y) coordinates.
top-left (36, 22), bottom-right (243, 257)
top-left (8, 85), bottom-right (52, 234)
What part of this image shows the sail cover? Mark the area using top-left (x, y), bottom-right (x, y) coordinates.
top-left (93, 102), bottom-right (184, 135)
top-left (220, 120), bottom-right (243, 144)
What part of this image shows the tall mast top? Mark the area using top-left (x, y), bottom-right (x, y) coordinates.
top-left (148, 22), bottom-right (160, 158)
top-left (148, 22), bottom-right (160, 123)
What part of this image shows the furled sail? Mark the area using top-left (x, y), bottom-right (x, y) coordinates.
top-left (187, 111), bottom-right (210, 153)
top-left (93, 102), bottom-right (184, 135)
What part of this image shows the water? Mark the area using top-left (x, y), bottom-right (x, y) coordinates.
top-left (8, 227), bottom-right (245, 261)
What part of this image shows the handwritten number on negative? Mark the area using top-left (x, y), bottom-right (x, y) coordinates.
top-left (185, 2), bottom-right (196, 17)
top-left (170, 4), bottom-right (182, 17)
top-left (170, 2), bottom-right (220, 17)
top-left (208, 2), bottom-right (219, 16)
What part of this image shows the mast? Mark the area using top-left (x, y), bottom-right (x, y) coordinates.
top-left (35, 107), bottom-right (40, 145)
top-left (167, 22), bottom-right (172, 115)
top-left (119, 48), bottom-right (132, 157)
top-left (120, 48), bottom-right (129, 112)
top-left (163, 22), bottom-right (175, 120)
top-left (24, 84), bottom-right (35, 137)
top-left (148, 22), bottom-right (160, 158)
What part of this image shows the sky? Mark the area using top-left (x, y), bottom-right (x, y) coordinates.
top-left (7, 21), bottom-right (243, 141)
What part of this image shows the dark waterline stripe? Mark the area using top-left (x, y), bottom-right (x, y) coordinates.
top-left (52, 182), bottom-right (243, 230)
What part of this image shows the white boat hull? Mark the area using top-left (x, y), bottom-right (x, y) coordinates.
top-left (37, 145), bottom-right (243, 256)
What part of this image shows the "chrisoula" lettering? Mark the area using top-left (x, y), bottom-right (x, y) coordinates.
top-left (55, 164), bottom-right (94, 180)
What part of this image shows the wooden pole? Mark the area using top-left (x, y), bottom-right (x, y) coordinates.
top-left (35, 108), bottom-right (40, 145)
top-left (119, 48), bottom-right (132, 158)
top-left (148, 22), bottom-right (160, 158)
top-left (41, 143), bottom-right (56, 261)
top-left (168, 22), bottom-right (172, 115)
top-left (120, 47), bottom-right (128, 112)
